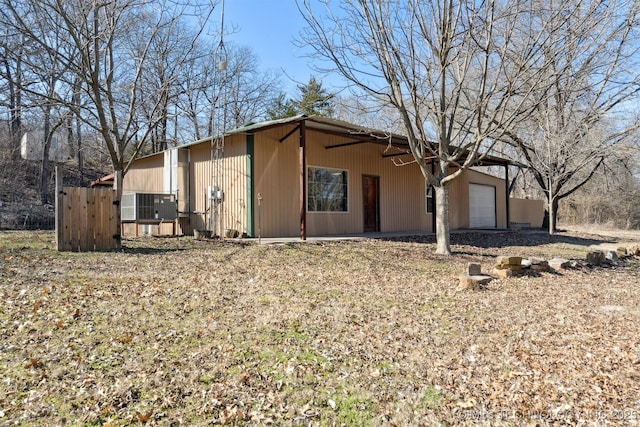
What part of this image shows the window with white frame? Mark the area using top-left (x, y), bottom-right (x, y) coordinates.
top-left (425, 182), bottom-right (434, 214)
top-left (307, 166), bottom-right (348, 212)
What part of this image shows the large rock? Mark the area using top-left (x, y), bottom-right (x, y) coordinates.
top-left (458, 274), bottom-right (493, 290)
top-left (467, 263), bottom-right (482, 276)
top-left (528, 257), bottom-right (549, 272)
top-left (586, 251), bottom-right (605, 266)
top-left (495, 256), bottom-right (523, 268)
top-left (492, 268), bottom-right (513, 279)
top-left (548, 258), bottom-right (571, 270)
top-left (530, 264), bottom-right (549, 272)
top-left (493, 255), bottom-right (526, 278)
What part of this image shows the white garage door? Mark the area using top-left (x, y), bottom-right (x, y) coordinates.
top-left (469, 183), bottom-right (496, 228)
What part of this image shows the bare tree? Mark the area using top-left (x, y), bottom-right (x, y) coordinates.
top-left (173, 40), bottom-right (215, 141)
top-left (174, 42), bottom-right (283, 141)
top-left (137, 17), bottom-right (205, 153)
top-left (298, 0), bottom-right (557, 254)
top-left (561, 155), bottom-right (640, 229)
top-left (25, 10), bottom-right (74, 204)
top-left (224, 46), bottom-right (282, 128)
top-left (0, 35), bottom-right (25, 160)
top-left (499, 0), bottom-right (640, 234)
top-left (0, 0), bottom-right (216, 247)
top-left (0, 2), bottom-right (79, 203)
top-left (332, 93), bottom-right (402, 132)
top-left (66, 74), bottom-right (86, 181)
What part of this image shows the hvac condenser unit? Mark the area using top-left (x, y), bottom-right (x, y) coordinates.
top-left (121, 193), bottom-right (177, 221)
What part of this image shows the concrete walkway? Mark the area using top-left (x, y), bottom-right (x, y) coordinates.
top-left (245, 228), bottom-right (543, 245)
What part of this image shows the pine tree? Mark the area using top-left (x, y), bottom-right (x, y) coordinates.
top-left (293, 76), bottom-right (334, 117)
top-left (266, 93), bottom-right (298, 120)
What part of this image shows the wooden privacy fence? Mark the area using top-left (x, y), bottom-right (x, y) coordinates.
top-left (56, 169), bottom-right (118, 251)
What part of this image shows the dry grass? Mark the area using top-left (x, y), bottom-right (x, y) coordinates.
top-left (1, 230), bottom-right (639, 426)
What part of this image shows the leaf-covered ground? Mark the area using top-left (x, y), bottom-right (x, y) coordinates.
top-left (1, 230), bottom-right (639, 426)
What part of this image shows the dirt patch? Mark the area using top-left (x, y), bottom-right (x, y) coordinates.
top-left (1, 230), bottom-right (639, 425)
top-left (563, 225), bottom-right (640, 246)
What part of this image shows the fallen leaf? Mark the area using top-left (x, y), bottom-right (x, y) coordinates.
top-left (24, 358), bottom-right (41, 369)
top-left (32, 300), bottom-right (42, 313)
top-left (137, 409), bottom-right (153, 423)
top-left (456, 398), bottom-right (476, 409)
top-left (116, 334), bottom-right (132, 344)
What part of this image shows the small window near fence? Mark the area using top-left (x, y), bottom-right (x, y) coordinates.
top-left (425, 183), bottom-right (434, 214)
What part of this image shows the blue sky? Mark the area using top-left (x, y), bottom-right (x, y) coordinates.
top-left (222, 0), bottom-right (342, 97)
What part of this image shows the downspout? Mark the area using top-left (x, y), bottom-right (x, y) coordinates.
top-left (299, 120), bottom-right (307, 240)
top-left (246, 134), bottom-right (255, 237)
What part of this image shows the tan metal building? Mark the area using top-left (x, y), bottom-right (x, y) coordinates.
top-left (122, 115), bottom-right (532, 238)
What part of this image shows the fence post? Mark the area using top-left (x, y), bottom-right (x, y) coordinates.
top-left (55, 167), bottom-right (64, 251)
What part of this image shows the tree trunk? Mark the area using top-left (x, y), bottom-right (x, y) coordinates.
top-left (548, 196), bottom-right (559, 235)
top-left (159, 114), bottom-right (168, 151)
top-left (553, 198), bottom-right (560, 233)
top-left (71, 78), bottom-right (84, 182)
top-left (77, 128), bottom-right (83, 182)
top-left (3, 53), bottom-right (22, 161)
top-left (40, 141), bottom-right (51, 204)
top-left (435, 185), bottom-right (452, 255)
top-left (40, 110), bottom-right (52, 205)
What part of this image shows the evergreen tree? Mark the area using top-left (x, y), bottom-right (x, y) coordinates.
top-left (266, 76), bottom-right (335, 119)
top-left (266, 93), bottom-right (298, 120)
top-left (293, 76), bottom-right (334, 117)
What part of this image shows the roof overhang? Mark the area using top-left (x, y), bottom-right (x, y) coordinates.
top-left (229, 115), bottom-right (515, 167)
top-left (161, 114), bottom-right (517, 168)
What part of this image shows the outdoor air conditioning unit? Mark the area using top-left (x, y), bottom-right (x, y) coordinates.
top-left (121, 193), bottom-right (177, 221)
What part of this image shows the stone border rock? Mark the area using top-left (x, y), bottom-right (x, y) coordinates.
top-left (458, 263), bottom-right (493, 290)
top-left (458, 245), bottom-right (639, 290)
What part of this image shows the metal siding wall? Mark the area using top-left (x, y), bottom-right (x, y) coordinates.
top-left (254, 129), bottom-right (432, 237)
top-left (186, 135), bottom-right (247, 235)
top-left (177, 150), bottom-right (189, 215)
top-left (510, 198), bottom-right (544, 228)
top-left (123, 135), bottom-right (510, 237)
top-left (189, 142), bottom-right (212, 232)
top-left (246, 135), bottom-right (254, 237)
top-left (223, 135), bottom-right (248, 235)
top-left (254, 130), bottom-right (300, 237)
top-left (448, 173), bottom-right (470, 229)
top-left (435, 168), bottom-right (507, 230)
top-left (123, 155), bottom-right (164, 194)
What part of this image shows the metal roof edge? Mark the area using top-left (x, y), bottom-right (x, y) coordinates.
top-left (132, 115), bottom-right (518, 166)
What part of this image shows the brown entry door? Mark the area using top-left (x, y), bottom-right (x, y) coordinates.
top-left (362, 175), bottom-right (380, 232)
